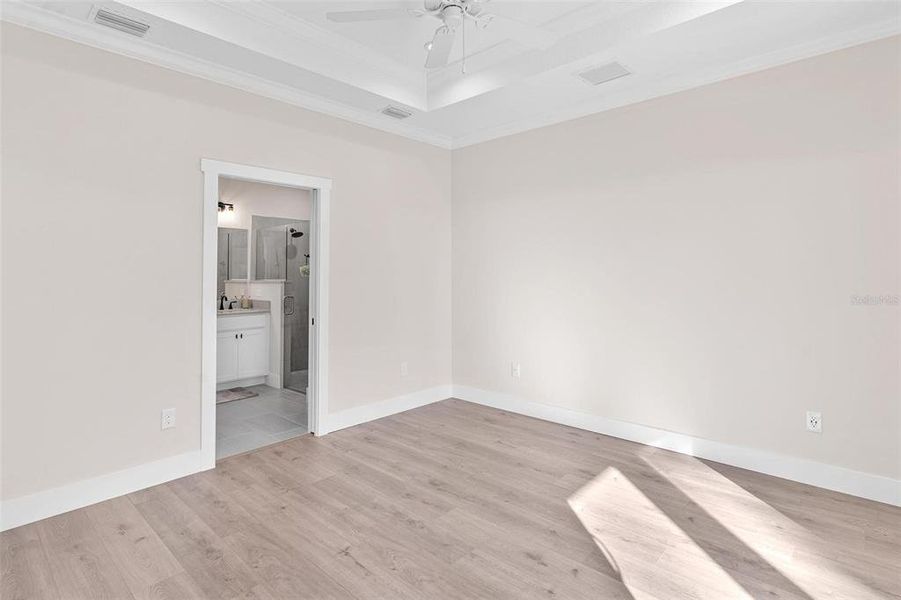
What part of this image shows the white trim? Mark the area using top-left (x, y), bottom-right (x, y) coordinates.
top-left (453, 386), bottom-right (901, 507)
top-left (325, 385), bottom-right (453, 434)
top-left (0, 450), bottom-right (205, 532)
top-left (0, 2), bottom-right (452, 150)
top-left (201, 159), bottom-right (331, 468)
top-left (201, 159), bottom-right (332, 191)
top-left (200, 168), bottom-right (219, 470)
top-left (3, 384), bottom-right (893, 531)
top-left (309, 187), bottom-right (330, 436)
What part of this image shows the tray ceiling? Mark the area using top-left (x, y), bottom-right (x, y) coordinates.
top-left (4, 1), bottom-right (899, 148)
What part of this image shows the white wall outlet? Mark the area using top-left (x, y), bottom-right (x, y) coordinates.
top-left (806, 411), bottom-right (822, 433)
top-left (400, 361), bottom-right (409, 377)
top-left (161, 408), bottom-right (176, 430)
top-left (511, 362), bottom-right (521, 378)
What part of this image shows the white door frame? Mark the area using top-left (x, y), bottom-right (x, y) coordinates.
top-left (200, 159), bottom-right (331, 469)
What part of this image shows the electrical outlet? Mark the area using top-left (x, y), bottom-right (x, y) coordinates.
top-left (806, 411), bottom-right (822, 433)
top-left (400, 361), bottom-right (409, 377)
top-left (511, 362), bottom-right (521, 378)
top-left (161, 408), bottom-right (176, 430)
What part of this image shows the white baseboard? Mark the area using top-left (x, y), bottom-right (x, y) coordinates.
top-left (5, 383), bottom-right (894, 532)
top-left (0, 450), bottom-right (208, 532)
top-left (325, 385), bottom-right (453, 434)
top-left (453, 385), bottom-right (901, 507)
top-left (0, 385), bottom-right (449, 532)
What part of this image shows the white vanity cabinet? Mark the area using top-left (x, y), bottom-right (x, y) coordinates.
top-left (216, 312), bottom-right (270, 384)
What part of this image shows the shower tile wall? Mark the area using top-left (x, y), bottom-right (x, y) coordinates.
top-left (250, 215), bottom-right (310, 394)
top-left (286, 220), bottom-right (310, 393)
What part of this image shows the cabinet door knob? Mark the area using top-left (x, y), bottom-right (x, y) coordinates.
top-left (235, 334), bottom-right (238, 339)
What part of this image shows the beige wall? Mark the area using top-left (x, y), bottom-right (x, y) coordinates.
top-left (1, 20), bottom-right (897, 506)
top-left (0, 23), bottom-right (452, 500)
top-left (452, 36), bottom-right (900, 479)
top-left (218, 178), bottom-right (312, 229)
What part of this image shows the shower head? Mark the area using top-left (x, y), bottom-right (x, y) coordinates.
top-left (289, 228), bottom-right (304, 238)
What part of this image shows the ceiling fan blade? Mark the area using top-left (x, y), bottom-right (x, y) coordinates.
top-left (425, 27), bottom-right (456, 69)
top-left (326, 9), bottom-right (420, 23)
top-left (486, 14), bottom-right (558, 49)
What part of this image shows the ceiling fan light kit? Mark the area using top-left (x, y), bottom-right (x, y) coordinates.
top-left (326, 0), bottom-right (556, 70)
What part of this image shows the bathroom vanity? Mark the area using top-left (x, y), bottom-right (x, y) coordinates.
top-left (216, 309), bottom-right (270, 387)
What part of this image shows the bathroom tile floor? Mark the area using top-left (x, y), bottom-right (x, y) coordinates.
top-left (285, 368), bottom-right (308, 392)
top-left (216, 384), bottom-right (308, 459)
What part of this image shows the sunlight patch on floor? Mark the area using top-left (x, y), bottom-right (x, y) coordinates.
top-left (568, 466), bottom-right (753, 599)
top-left (568, 453), bottom-right (892, 600)
top-left (637, 452), bottom-right (887, 599)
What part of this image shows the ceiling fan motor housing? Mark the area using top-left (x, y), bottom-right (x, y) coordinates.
top-left (326, 0), bottom-right (516, 70)
top-left (441, 5), bottom-right (464, 28)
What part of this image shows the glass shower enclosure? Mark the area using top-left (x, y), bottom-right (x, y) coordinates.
top-left (251, 216), bottom-right (310, 394)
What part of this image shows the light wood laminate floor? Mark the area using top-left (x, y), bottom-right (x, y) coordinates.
top-left (2, 399), bottom-right (899, 599)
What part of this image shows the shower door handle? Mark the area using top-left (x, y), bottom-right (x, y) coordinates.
top-left (283, 295), bottom-right (295, 316)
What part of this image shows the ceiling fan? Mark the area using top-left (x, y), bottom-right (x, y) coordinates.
top-left (326, 0), bottom-right (557, 69)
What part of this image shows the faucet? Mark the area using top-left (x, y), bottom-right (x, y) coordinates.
top-left (219, 292), bottom-right (227, 310)
top-left (229, 299), bottom-right (239, 310)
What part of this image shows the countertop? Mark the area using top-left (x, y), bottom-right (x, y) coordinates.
top-left (217, 307), bottom-right (270, 317)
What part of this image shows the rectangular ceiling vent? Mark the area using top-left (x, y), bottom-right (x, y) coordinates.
top-left (92, 7), bottom-right (150, 37)
top-left (381, 106), bottom-right (413, 120)
top-left (577, 62), bottom-right (631, 86)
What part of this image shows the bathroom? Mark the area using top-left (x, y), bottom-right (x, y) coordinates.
top-left (215, 176), bottom-right (312, 459)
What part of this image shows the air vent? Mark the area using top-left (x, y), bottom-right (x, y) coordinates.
top-left (576, 62), bottom-right (630, 86)
top-left (381, 106), bottom-right (413, 120)
top-left (92, 7), bottom-right (150, 37)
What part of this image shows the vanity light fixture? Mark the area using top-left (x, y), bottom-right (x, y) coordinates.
top-left (218, 202), bottom-right (235, 213)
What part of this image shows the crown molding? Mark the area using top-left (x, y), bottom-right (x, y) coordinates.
top-left (119, 0), bottom-right (427, 109)
top-left (2, 2), bottom-right (896, 151)
top-left (449, 19), bottom-right (901, 149)
top-left (0, 1), bottom-right (453, 149)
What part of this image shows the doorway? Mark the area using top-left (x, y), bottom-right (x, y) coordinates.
top-left (201, 160), bottom-right (330, 469)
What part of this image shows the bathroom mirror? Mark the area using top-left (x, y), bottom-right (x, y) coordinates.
top-left (217, 227), bottom-right (248, 292)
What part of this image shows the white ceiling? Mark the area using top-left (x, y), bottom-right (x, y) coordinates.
top-left (274, 1), bottom-right (591, 71)
top-left (5, 1), bottom-right (900, 148)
